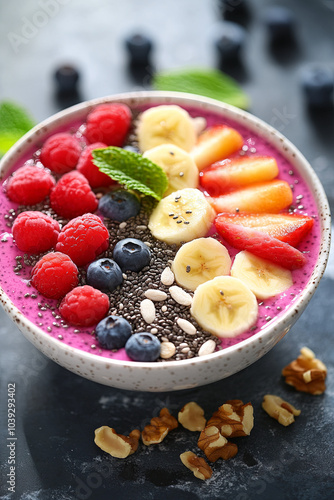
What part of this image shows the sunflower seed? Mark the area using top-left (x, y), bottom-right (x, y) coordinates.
top-left (177, 318), bottom-right (197, 335)
top-left (161, 267), bottom-right (175, 286)
top-left (198, 339), bottom-right (216, 357)
top-left (140, 299), bottom-right (156, 324)
top-left (169, 286), bottom-right (192, 306)
top-left (144, 289), bottom-right (168, 301)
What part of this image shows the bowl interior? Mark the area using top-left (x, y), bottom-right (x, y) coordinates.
top-left (0, 91), bottom-right (331, 391)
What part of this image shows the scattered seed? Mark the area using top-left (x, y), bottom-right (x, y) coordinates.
top-left (161, 305), bottom-right (168, 313)
top-left (161, 267), bottom-right (174, 286)
top-left (173, 215), bottom-right (179, 219)
top-left (119, 222), bottom-right (127, 229)
top-left (198, 339), bottom-right (216, 357)
top-left (144, 289), bottom-right (168, 301)
top-left (160, 342), bottom-right (176, 359)
top-left (140, 298), bottom-right (156, 324)
top-left (169, 286), bottom-right (192, 306)
top-left (151, 328), bottom-right (158, 334)
top-left (179, 172), bottom-right (184, 177)
top-left (177, 318), bottom-right (197, 335)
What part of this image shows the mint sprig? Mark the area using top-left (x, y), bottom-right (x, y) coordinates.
top-left (153, 67), bottom-right (249, 110)
top-left (0, 101), bottom-right (35, 157)
top-left (92, 147), bottom-right (168, 201)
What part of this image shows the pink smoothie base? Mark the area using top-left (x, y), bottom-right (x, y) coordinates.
top-left (0, 104), bottom-right (321, 363)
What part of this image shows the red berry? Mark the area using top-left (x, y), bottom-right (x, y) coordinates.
top-left (215, 212), bottom-right (314, 248)
top-left (215, 219), bottom-right (307, 270)
top-left (76, 142), bottom-right (114, 188)
top-left (40, 132), bottom-right (81, 174)
top-left (31, 252), bottom-right (79, 299)
top-left (12, 211), bottom-right (60, 253)
top-left (59, 285), bottom-right (109, 326)
top-left (84, 103), bottom-right (132, 146)
top-left (6, 164), bottom-right (55, 205)
top-left (56, 213), bottom-right (109, 267)
top-left (50, 171), bottom-right (98, 219)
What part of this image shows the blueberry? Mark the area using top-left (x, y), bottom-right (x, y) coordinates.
top-left (125, 34), bottom-right (153, 66)
top-left (300, 65), bottom-right (334, 107)
top-left (125, 332), bottom-right (161, 361)
top-left (98, 190), bottom-right (141, 222)
top-left (86, 258), bottom-right (123, 292)
top-left (215, 21), bottom-right (246, 61)
top-left (113, 238), bottom-right (151, 272)
top-left (264, 6), bottom-right (296, 41)
top-left (54, 64), bottom-right (80, 94)
top-left (96, 315), bottom-right (132, 350)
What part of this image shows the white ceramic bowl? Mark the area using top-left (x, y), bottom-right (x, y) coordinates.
top-left (0, 91), bottom-right (331, 391)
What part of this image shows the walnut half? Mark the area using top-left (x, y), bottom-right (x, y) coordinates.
top-left (178, 402), bottom-right (206, 432)
top-left (142, 407), bottom-right (178, 445)
top-left (206, 399), bottom-right (254, 437)
top-left (180, 451), bottom-right (213, 480)
top-left (198, 425), bottom-right (238, 462)
top-left (282, 347), bottom-right (327, 395)
top-left (262, 395), bottom-right (301, 426)
top-left (94, 426), bottom-right (140, 458)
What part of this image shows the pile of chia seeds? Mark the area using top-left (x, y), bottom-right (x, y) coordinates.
top-left (7, 202), bottom-right (220, 362)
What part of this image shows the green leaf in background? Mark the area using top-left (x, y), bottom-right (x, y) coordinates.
top-left (153, 67), bottom-right (249, 110)
top-left (0, 101), bottom-right (35, 157)
top-left (92, 147), bottom-right (168, 201)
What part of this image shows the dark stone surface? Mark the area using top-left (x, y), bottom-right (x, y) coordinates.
top-left (0, 1), bottom-right (333, 499)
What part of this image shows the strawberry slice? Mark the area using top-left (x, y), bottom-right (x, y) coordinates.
top-left (200, 156), bottom-right (279, 196)
top-left (215, 212), bottom-right (314, 247)
top-left (215, 219), bottom-right (307, 270)
top-left (191, 125), bottom-right (243, 171)
top-left (209, 180), bottom-right (293, 213)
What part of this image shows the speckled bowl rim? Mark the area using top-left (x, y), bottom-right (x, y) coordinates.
top-left (0, 91), bottom-right (331, 374)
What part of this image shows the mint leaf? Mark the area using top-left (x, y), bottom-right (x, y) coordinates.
top-left (0, 101), bottom-right (35, 157)
top-left (92, 147), bottom-right (168, 201)
top-left (153, 67), bottom-right (249, 110)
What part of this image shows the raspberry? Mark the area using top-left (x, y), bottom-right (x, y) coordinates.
top-left (84, 103), bottom-right (132, 146)
top-left (12, 211), bottom-right (60, 253)
top-left (40, 132), bottom-right (81, 174)
top-left (59, 285), bottom-right (110, 326)
top-left (56, 213), bottom-right (109, 267)
top-left (6, 164), bottom-right (55, 205)
top-left (31, 252), bottom-right (79, 299)
top-left (50, 171), bottom-right (98, 219)
top-left (76, 142), bottom-right (114, 188)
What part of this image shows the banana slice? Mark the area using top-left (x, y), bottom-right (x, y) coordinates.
top-left (137, 105), bottom-right (197, 153)
top-left (190, 276), bottom-right (258, 338)
top-left (143, 144), bottom-right (198, 197)
top-left (148, 188), bottom-right (215, 245)
top-left (172, 237), bottom-right (231, 291)
top-left (231, 251), bottom-right (293, 300)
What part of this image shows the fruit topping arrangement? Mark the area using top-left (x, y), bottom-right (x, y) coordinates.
top-left (1, 102), bottom-right (317, 362)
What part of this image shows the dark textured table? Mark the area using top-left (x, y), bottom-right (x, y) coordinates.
top-left (0, 1), bottom-right (333, 499)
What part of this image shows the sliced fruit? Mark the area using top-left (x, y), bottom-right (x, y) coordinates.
top-left (200, 156), bottom-right (279, 195)
top-left (215, 212), bottom-right (314, 247)
top-left (215, 221), bottom-right (307, 270)
top-left (231, 251), bottom-right (293, 299)
top-left (171, 237), bottom-right (231, 291)
top-left (137, 105), bottom-right (196, 153)
top-left (190, 125), bottom-right (243, 171)
top-left (190, 276), bottom-right (258, 338)
top-left (143, 144), bottom-right (198, 196)
top-left (209, 180), bottom-right (293, 214)
top-left (148, 188), bottom-right (215, 245)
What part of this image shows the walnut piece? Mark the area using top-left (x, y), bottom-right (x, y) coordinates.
top-left (180, 451), bottom-right (213, 480)
top-left (178, 402), bottom-right (206, 432)
top-left (262, 395), bottom-right (301, 426)
top-left (282, 347), bottom-right (327, 395)
top-left (206, 399), bottom-right (254, 437)
top-left (142, 407), bottom-right (178, 445)
top-left (198, 425), bottom-right (238, 462)
top-left (94, 426), bottom-right (140, 458)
